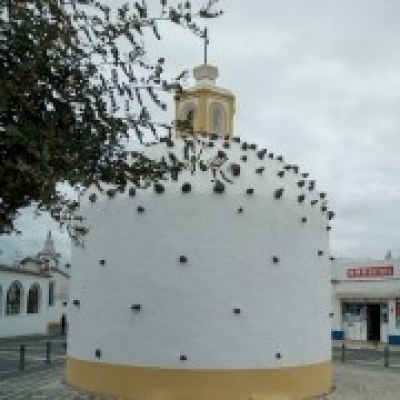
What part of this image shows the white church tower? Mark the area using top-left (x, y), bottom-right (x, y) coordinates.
top-left (66, 64), bottom-right (332, 399)
top-left (37, 231), bottom-right (60, 270)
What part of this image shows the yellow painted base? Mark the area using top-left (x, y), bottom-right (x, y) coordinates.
top-left (65, 357), bottom-right (332, 400)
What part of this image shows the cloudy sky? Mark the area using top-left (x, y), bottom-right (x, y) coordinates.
top-left (1, 0), bottom-right (399, 264)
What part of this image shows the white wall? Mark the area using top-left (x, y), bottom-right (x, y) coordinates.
top-left (0, 271), bottom-right (50, 338)
top-left (69, 140), bottom-right (332, 369)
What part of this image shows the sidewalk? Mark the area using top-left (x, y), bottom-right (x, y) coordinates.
top-left (332, 339), bottom-right (400, 351)
top-left (1, 362), bottom-right (400, 400)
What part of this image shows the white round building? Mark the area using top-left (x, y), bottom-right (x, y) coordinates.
top-left (66, 65), bottom-right (333, 399)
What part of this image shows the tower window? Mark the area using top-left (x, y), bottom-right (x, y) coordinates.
top-left (49, 281), bottom-right (55, 307)
top-left (6, 281), bottom-right (23, 315)
top-left (210, 103), bottom-right (226, 136)
top-left (180, 103), bottom-right (196, 132)
top-left (27, 283), bottom-right (41, 314)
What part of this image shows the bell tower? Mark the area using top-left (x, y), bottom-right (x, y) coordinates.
top-left (174, 63), bottom-right (235, 139)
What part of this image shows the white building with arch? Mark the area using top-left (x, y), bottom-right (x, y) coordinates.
top-left (0, 265), bottom-right (50, 337)
top-left (0, 231), bottom-right (70, 337)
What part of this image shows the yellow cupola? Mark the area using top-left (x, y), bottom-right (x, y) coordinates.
top-left (175, 64), bottom-right (235, 139)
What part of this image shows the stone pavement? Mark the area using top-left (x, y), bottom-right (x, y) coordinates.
top-left (0, 364), bottom-right (119, 400)
top-left (1, 361), bottom-right (400, 399)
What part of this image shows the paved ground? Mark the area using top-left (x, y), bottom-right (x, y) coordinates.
top-left (332, 345), bottom-right (400, 369)
top-left (0, 335), bottom-right (67, 381)
top-left (1, 340), bottom-right (400, 399)
top-left (326, 363), bottom-right (400, 400)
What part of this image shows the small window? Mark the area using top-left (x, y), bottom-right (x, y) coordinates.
top-left (6, 281), bottom-right (23, 315)
top-left (27, 284), bottom-right (41, 314)
top-left (49, 281), bottom-right (55, 307)
top-left (210, 103), bottom-right (226, 136)
top-left (180, 103), bottom-right (196, 132)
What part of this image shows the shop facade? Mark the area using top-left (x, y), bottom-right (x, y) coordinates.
top-left (331, 260), bottom-right (400, 345)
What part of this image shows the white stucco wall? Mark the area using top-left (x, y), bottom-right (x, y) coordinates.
top-left (68, 138), bottom-right (332, 369)
top-left (0, 270), bottom-right (50, 338)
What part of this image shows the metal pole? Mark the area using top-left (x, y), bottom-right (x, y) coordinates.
top-left (341, 342), bottom-right (346, 362)
top-left (19, 345), bottom-right (25, 370)
top-left (46, 341), bottom-right (51, 364)
top-left (203, 27), bottom-right (208, 65)
top-left (384, 344), bottom-right (389, 367)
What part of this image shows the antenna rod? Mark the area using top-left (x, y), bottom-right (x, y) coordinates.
top-left (204, 27), bottom-right (208, 65)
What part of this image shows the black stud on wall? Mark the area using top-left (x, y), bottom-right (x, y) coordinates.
top-left (298, 194), bottom-right (305, 203)
top-left (319, 192), bottom-right (327, 199)
top-left (180, 355), bottom-right (187, 361)
top-left (72, 299), bottom-right (80, 307)
top-left (293, 165), bottom-right (299, 174)
top-left (257, 149), bottom-right (267, 160)
top-left (137, 206), bottom-right (145, 213)
top-left (255, 167), bottom-right (265, 174)
top-left (327, 226), bottom-right (332, 231)
top-left (213, 181), bottom-right (225, 194)
top-left (131, 304), bottom-right (142, 311)
top-left (274, 188), bottom-right (284, 199)
top-left (199, 161), bottom-right (208, 172)
top-left (275, 352), bottom-right (282, 359)
top-left (233, 137), bottom-right (241, 143)
top-left (231, 163), bottom-right (241, 177)
top-left (308, 181), bottom-right (315, 191)
top-left (99, 259), bottom-right (106, 266)
top-left (238, 207), bottom-right (243, 213)
top-left (95, 349), bottom-right (102, 359)
top-left (311, 200), bottom-right (318, 206)
top-left (181, 183), bottom-right (192, 193)
top-left (321, 205), bottom-right (328, 212)
top-left (268, 153), bottom-right (274, 159)
top-left (233, 308), bottom-right (241, 315)
top-left (318, 250), bottom-right (324, 256)
top-left (246, 188), bottom-right (254, 195)
top-left (241, 142), bottom-right (248, 151)
top-left (297, 180), bottom-right (305, 188)
top-left (272, 256), bottom-right (280, 264)
top-left (328, 211), bottom-right (335, 220)
top-left (249, 143), bottom-right (257, 150)
top-left (89, 193), bottom-right (97, 203)
top-left (106, 189), bottom-right (116, 198)
top-left (223, 142), bottom-right (230, 149)
top-left (277, 171), bottom-right (285, 178)
top-left (129, 187), bottom-right (136, 197)
top-left (179, 255), bottom-right (188, 263)
top-left (301, 217), bottom-right (307, 223)
top-left (241, 155), bottom-right (247, 162)
top-left (302, 173), bottom-right (309, 178)
top-left (208, 141), bottom-right (214, 148)
top-left (276, 155), bottom-right (284, 162)
top-left (166, 138), bottom-right (174, 148)
top-left (154, 183), bottom-right (165, 194)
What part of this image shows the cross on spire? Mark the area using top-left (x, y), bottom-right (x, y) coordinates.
top-left (203, 27), bottom-right (209, 65)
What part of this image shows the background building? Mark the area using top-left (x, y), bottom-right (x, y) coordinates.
top-left (331, 258), bottom-right (400, 345)
top-left (0, 231), bottom-right (70, 338)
